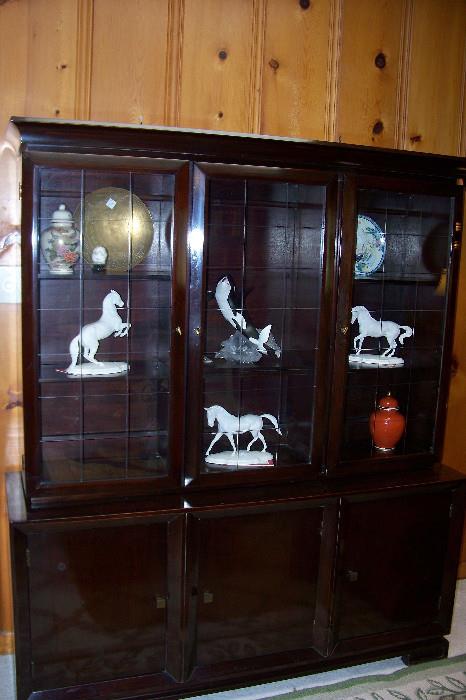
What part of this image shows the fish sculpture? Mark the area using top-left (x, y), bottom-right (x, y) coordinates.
top-left (214, 275), bottom-right (281, 357)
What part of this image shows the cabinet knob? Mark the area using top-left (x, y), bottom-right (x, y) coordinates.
top-left (203, 590), bottom-right (214, 604)
top-left (340, 326), bottom-right (349, 335)
top-left (155, 594), bottom-right (167, 609)
top-left (345, 569), bottom-right (359, 582)
top-left (175, 326), bottom-right (182, 336)
top-left (194, 327), bottom-right (200, 335)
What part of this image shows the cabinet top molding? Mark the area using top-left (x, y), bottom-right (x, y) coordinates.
top-left (9, 117), bottom-right (466, 180)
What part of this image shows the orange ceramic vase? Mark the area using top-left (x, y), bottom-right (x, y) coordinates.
top-left (369, 394), bottom-right (405, 451)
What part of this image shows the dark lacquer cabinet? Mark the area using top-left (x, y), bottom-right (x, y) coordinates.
top-left (5, 118), bottom-right (466, 700)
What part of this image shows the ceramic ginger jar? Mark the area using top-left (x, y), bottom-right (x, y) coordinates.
top-left (40, 204), bottom-right (79, 274)
top-left (369, 393), bottom-right (405, 451)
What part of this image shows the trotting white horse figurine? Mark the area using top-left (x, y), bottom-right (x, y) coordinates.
top-left (350, 305), bottom-right (413, 365)
top-left (205, 405), bottom-right (282, 466)
top-left (66, 290), bottom-right (131, 375)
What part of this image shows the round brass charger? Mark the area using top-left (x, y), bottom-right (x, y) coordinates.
top-left (76, 187), bottom-right (154, 272)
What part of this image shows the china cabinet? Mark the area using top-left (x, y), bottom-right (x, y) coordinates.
top-left (6, 118), bottom-right (466, 700)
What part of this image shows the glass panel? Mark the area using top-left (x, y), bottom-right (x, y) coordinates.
top-left (196, 509), bottom-right (321, 664)
top-left (337, 492), bottom-right (450, 639)
top-left (201, 177), bottom-right (326, 473)
top-left (37, 166), bottom-right (174, 484)
top-left (28, 524), bottom-right (168, 686)
top-left (343, 189), bottom-right (453, 461)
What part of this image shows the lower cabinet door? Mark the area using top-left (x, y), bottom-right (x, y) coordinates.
top-left (191, 505), bottom-right (323, 667)
top-left (333, 488), bottom-right (455, 651)
top-left (26, 521), bottom-right (171, 688)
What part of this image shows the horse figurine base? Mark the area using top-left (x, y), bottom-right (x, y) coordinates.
top-left (205, 449), bottom-right (274, 468)
top-left (349, 353), bottom-right (404, 368)
top-left (66, 361), bottom-right (128, 377)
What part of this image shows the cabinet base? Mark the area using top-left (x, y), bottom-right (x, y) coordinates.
top-left (19, 638), bottom-right (451, 700)
top-left (401, 637), bottom-right (449, 666)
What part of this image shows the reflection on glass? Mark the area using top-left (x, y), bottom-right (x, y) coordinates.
top-left (343, 189), bottom-right (453, 461)
top-left (37, 167), bottom-right (174, 484)
top-left (201, 177), bottom-right (326, 472)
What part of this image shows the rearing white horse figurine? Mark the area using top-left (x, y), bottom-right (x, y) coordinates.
top-left (67, 290), bottom-right (131, 371)
top-left (205, 405), bottom-right (281, 456)
top-left (351, 305), bottom-right (413, 357)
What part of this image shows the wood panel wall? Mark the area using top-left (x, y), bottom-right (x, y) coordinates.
top-left (0, 0), bottom-right (465, 648)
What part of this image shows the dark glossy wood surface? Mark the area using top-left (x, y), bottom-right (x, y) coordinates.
top-left (7, 468), bottom-right (466, 700)
top-left (335, 491), bottom-right (451, 641)
top-left (7, 120), bottom-right (466, 700)
top-left (11, 117), bottom-right (466, 180)
top-left (28, 523), bottom-right (169, 688)
top-left (194, 507), bottom-right (321, 665)
top-left (12, 118), bottom-right (465, 504)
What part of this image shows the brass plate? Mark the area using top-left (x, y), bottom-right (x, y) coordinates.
top-left (76, 187), bottom-right (154, 272)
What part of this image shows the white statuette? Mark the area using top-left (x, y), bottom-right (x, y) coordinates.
top-left (204, 405), bottom-right (281, 466)
top-left (349, 305), bottom-right (413, 367)
top-left (213, 276), bottom-right (281, 363)
top-left (65, 290), bottom-right (131, 376)
top-left (91, 246), bottom-right (108, 265)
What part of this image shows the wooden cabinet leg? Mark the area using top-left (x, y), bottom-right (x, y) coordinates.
top-left (402, 637), bottom-right (449, 666)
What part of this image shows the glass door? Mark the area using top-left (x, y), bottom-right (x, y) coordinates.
top-left (186, 165), bottom-right (336, 484)
top-left (24, 156), bottom-right (188, 497)
top-left (328, 178), bottom-right (460, 473)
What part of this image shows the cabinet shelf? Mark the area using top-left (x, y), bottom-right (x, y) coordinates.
top-left (41, 429), bottom-right (166, 443)
top-left (203, 360), bottom-right (316, 374)
top-left (39, 360), bottom-right (169, 383)
top-left (38, 190), bottom-right (173, 201)
top-left (38, 270), bottom-right (172, 281)
top-left (354, 272), bottom-right (439, 282)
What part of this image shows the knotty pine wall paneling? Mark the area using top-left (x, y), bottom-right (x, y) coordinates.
top-left (444, 213), bottom-right (466, 579)
top-left (24, 0), bottom-right (79, 121)
top-left (403, 0), bottom-right (466, 154)
top-left (0, 0), bottom-right (466, 652)
top-left (0, 0), bottom-right (28, 132)
top-left (89, 0), bottom-right (169, 125)
top-left (258, 0), bottom-right (337, 139)
top-left (178, 0), bottom-right (258, 133)
top-left (335, 0), bottom-right (405, 148)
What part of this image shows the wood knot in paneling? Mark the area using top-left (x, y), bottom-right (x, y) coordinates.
top-left (374, 53), bottom-right (386, 69)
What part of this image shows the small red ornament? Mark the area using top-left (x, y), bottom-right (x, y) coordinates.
top-left (369, 393), bottom-right (405, 451)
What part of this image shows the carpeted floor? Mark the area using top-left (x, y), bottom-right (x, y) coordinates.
top-left (256, 655), bottom-right (466, 700)
top-left (1, 580), bottom-right (465, 700)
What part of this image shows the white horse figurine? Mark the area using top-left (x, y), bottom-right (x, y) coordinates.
top-left (351, 305), bottom-right (413, 358)
top-left (67, 290), bottom-right (131, 372)
top-left (205, 405), bottom-right (281, 456)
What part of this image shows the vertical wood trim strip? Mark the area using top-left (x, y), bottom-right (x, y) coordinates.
top-left (250, 0), bottom-right (267, 134)
top-left (325, 0), bottom-right (343, 142)
top-left (395, 0), bottom-right (413, 150)
top-left (164, 0), bottom-right (185, 127)
top-left (74, 0), bottom-right (94, 120)
top-left (0, 632), bottom-right (14, 654)
top-left (458, 34), bottom-right (466, 156)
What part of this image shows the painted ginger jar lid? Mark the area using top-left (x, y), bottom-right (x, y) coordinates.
top-left (51, 204), bottom-right (74, 225)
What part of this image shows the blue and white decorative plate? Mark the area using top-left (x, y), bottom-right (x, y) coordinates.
top-left (354, 215), bottom-right (386, 276)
